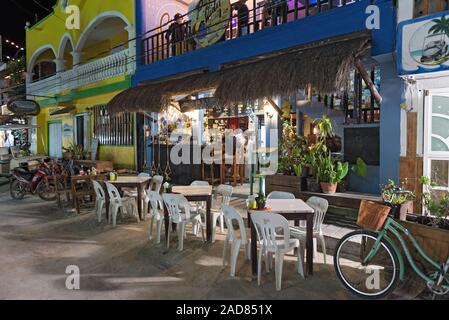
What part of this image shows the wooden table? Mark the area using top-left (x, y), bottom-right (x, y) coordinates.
top-left (248, 199), bottom-right (315, 277)
top-left (107, 176), bottom-right (151, 220)
top-left (166, 185), bottom-right (213, 242)
top-left (74, 160), bottom-right (113, 173)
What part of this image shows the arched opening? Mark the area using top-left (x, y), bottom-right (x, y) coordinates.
top-left (59, 36), bottom-right (74, 71)
top-left (76, 16), bottom-right (130, 64)
top-left (30, 48), bottom-right (57, 82)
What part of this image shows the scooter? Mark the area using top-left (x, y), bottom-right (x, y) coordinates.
top-left (9, 159), bottom-right (58, 201)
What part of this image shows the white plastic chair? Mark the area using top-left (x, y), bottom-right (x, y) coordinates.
top-left (150, 175), bottom-right (164, 193)
top-left (124, 173), bottom-right (152, 214)
top-left (251, 211), bottom-right (304, 291)
top-left (199, 184), bottom-right (233, 242)
top-left (92, 180), bottom-right (106, 223)
top-left (290, 196), bottom-right (329, 264)
top-left (105, 182), bottom-right (140, 227)
top-left (162, 193), bottom-right (205, 251)
top-left (267, 191), bottom-right (295, 200)
top-left (147, 191), bottom-right (165, 244)
top-left (190, 181), bottom-right (210, 234)
top-left (221, 205), bottom-right (251, 276)
top-left (190, 181), bottom-right (210, 186)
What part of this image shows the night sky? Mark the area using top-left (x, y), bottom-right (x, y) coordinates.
top-left (1, 0), bottom-right (57, 61)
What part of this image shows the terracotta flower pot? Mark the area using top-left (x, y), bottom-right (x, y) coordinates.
top-left (320, 182), bottom-right (338, 194)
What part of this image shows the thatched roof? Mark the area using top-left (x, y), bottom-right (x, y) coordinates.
top-left (107, 32), bottom-right (371, 115)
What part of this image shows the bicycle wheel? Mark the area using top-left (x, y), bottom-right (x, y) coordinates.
top-left (334, 230), bottom-right (400, 299)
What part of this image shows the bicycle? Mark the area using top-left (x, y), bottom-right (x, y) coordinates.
top-left (334, 214), bottom-right (449, 299)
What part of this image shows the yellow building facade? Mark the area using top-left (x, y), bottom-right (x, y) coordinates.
top-left (26, 0), bottom-right (136, 169)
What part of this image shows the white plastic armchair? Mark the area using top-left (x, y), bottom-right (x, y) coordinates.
top-left (162, 193), bottom-right (205, 251)
top-left (92, 180), bottom-right (106, 223)
top-left (105, 182), bottom-right (140, 227)
top-left (251, 211), bottom-right (304, 291)
top-left (147, 191), bottom-right (165, 244)
top-left (208, 184), bottom-right (233, 242)
top-left (266, 191), bottom-right (295, 200)
top-left (291, 196), bottom-right (329, 264)
top-left (150, 175), bottom-right (164, 193)
top-left (221, 205), bottom-right (251, 276)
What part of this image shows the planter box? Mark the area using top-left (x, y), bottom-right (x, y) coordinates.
top-left (265, 174), bottom-right (306, 197)
top-left (394, 218), bottom-right (449, 298)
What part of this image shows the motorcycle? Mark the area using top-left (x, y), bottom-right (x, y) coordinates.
top-left (9, 159), bottom-right (59, 201)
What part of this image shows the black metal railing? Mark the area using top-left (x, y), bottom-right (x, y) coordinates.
top-left (142, 0), bottom-right (361, 65)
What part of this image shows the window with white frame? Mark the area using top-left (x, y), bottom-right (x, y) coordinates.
top-left (425, 93), bottom-right (449, 191)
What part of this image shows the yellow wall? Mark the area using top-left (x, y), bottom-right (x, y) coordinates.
top-left (29, 0), bottom-right (136, 170)
top-left (36, 78), bottom-right (136, 170)
top-left (26, 0), bottom-right (135, 70)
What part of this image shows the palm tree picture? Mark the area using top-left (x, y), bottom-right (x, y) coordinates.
top-left (429, 16), bottom-right (449, 37)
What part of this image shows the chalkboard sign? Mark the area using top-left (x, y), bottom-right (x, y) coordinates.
top-left (344, 127), bottom-right (380, 166)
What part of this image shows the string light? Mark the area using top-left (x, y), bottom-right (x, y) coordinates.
top-left (3, 38), bottom-right (25, 51)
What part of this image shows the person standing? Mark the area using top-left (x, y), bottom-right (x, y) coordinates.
top-left (166, 13), bottom-right (186, 57)
top-left (270, 0), bottom-right (288, 27)
top-left (233, 0), bottom-right (250, 37)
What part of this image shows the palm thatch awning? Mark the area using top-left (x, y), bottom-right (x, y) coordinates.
top-left (107, 32), bottom-right (371, 115)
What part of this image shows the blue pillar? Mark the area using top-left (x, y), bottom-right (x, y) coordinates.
top-left (378, 57), bottom-right (403, 188)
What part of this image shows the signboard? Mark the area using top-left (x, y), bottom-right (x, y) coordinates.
top-left (398, 13), bottom-right (449, 75)
top-left (6, 99), bottom-right (40, 116)
top-left (188, 0), bottom-right (231, 47)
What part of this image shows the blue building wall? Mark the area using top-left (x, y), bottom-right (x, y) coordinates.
top-left (133, 0), bottom-right (396, 84)
top-left (133, 0), bottom-right (401, 194)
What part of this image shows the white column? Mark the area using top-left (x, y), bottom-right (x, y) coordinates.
top-left (125, 24), bottom-right (136, 72)
top-left (25, 72), bottom-right (34, 84)
top-left (53, 58), bottom-right (65, 73)
top-left (71, 51), bottom-right (82, 66)
top-left (397, 1), bottom-right (414, 23)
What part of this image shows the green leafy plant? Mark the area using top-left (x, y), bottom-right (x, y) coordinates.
top-left (419, 176), bottom-right (449, 227)
top-left (430, 16), bottom-right (449, 37)
top-left (63, 143), bottom-right (88, 160)
top-left (352, 157), bottom-right (368, 178)
top-left (277, 122), bottom-right (308, 176)
top-left (316, 152), bottom-right (349, 184)
top-left (381, 179), bottom-right (415, 206)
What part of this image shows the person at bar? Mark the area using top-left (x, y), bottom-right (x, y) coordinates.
top-left (232, 0), bottom-right (250, 37)
top-left (270, 0), bottom-right (288, 26)
top-left (165, 13), bottom-right (186, 57)
top-left (261, 0), bottom-right (272, 29)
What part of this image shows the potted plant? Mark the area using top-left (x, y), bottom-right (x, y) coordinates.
top-left (337, 157), bottom-right (368, 193)
top-left (316, 152), bottom-right (349, 194)
top-left (62, 143), bottom-right (88, 160)
top-left (381, 179), bottom-right (415, 221)
top-left (265, 122), bottom-right (308, 196)
top-left (417, 176), bottom-right (449, 229)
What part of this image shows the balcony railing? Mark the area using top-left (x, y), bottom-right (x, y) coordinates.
top-left (142, 0), bottom-right (360, 65)
top-left (27, 48), bottom-right (135, 98)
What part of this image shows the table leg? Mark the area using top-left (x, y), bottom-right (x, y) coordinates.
top-left (164, 205), bottom-right (170, 245)
top-left (250, 212), bottom-right (257, 278)
top-left (206, 195), bottom-right (212, 242)
top-left (137, 185), bottom-right (144, 220)
top-left (306, 214), bottom-right (314, 276)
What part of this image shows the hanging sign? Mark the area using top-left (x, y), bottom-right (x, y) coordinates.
top-left (398, 12), bottom-right (449, 75)
top-left (188, 0), bottom-right (231, 47)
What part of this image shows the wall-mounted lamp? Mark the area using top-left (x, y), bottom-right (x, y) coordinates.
top-left (266, 111), bottom-right (274, 119)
